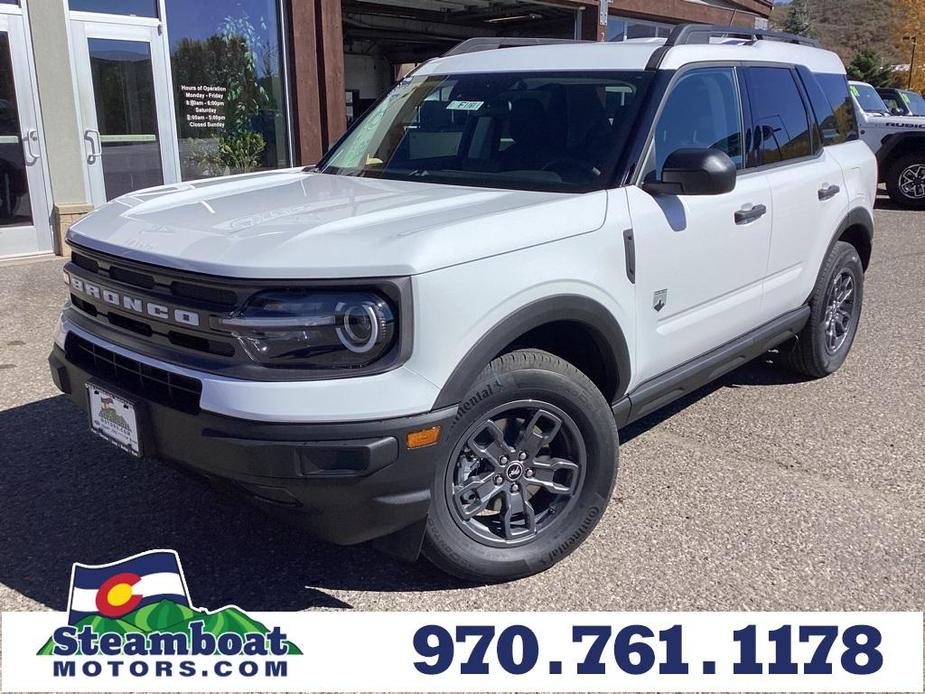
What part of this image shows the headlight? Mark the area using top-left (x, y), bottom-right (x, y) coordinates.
top-left (213, 290), bottom-right (397, 369)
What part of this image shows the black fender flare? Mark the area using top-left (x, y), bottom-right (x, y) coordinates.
top-left (827, 206), bottom-right (874, 265)
top-left (432, 295), bottom-right (631, 409)
top-left (877, 132), bottom-right (925, 170)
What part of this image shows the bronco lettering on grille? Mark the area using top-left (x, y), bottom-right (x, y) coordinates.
top-left (64, 270), bottom-right (201, 328)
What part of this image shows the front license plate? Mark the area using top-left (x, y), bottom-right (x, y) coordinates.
top-left (86, 384), bottom-right (142, 457)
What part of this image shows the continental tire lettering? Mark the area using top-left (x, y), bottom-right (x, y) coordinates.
top-left (540, 506), bottom-right (601, 567)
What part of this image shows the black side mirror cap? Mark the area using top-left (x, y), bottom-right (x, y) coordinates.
top-left (643, 148), bottom-right (737, 196)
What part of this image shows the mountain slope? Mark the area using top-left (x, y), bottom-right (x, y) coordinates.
top-left (771, 0), bottom-right (904, 65)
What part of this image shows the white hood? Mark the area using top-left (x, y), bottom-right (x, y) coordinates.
top-left (67, 169), bottom-right (607, 279)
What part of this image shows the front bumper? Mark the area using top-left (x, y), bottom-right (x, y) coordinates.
top-left (49, 339), bottom-right (457, 548)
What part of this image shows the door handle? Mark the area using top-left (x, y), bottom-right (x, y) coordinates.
top-left (84, 128), bottom-right (102, 162)
top-left (22, 129), bottom-right (40, 162)
top-left (735, 203), bottom-right (767, 225)
top-left (818, 184), bottom-right (841, 201)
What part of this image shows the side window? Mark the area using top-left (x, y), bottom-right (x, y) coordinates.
top-left (744, 67), bottom-right (813, 165)
top-left (650, 67), bottom-right (744, 178)
top-left (813, 73), bottom-right (860, 144)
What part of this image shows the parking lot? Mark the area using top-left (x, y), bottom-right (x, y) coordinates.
top-left (0, 199), bottom-right (922, 616)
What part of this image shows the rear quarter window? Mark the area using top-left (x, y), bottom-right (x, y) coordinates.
top-left (813, 73), bottom-right (860, 144)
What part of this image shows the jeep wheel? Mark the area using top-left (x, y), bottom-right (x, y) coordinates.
top-left (423, 349), bottom-right (618, 583)
top-left (886, 153), bottom-right (925, 209)
top-left (779, 241), bottom-right (864, 378)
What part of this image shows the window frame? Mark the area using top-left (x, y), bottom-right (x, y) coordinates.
top-left (741, 64), bottom-right (820, 170)
top-left (636, 62), bottom-right (748, 185)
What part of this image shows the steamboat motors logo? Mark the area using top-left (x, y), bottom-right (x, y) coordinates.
top-left (38, 550), bottom-right (300, 681)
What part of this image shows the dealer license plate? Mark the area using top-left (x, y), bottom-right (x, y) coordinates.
top-left (86, 384), bottom-right (142, 457)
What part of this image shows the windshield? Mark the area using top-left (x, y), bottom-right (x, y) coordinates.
top-left (851, 83), bottom-right (891, 114)
top-left (320, 71), bottom-right (654, 193)
top-left (900, 90), bottom-right (925, 116)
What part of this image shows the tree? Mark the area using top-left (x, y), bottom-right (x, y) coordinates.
top-left (846, 49), bottom-right (899, 87)
top-left (782, 0), bottom-right (816, 38)
top-left (894, 0), bottom-right (925, 91)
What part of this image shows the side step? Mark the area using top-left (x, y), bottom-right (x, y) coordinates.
top-left (612, 306), bottom-right (810, 428)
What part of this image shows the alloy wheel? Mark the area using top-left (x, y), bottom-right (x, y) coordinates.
top-left (899, 163), bottom-right (925, 200)
top-left (823, 269), bottom-right (856, 355)
top-left (445, 400), bottom-right (586, 548)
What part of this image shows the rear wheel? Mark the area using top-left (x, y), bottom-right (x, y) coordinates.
top-left (886, 152), bottom-right (925, 209)
top-left (779, 241), bottom-right (864, 378)
top-left (423, 349), bottom-right (618, 583)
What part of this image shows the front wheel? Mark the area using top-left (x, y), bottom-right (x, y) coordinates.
top-left (886, 153), bottom-right (925, 209)
top-left (423, 349), bottom-right (619, 583)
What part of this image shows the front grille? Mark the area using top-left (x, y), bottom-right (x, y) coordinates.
top-left (66, 333), bottom-right (202, 413)
top-left (66, 248), bottom-right (242, 363)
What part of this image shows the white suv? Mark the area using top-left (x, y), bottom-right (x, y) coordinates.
top-left (50, 25), bottom-right (876, 583)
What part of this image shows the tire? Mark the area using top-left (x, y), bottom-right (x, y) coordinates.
top-left (779, 241), bottom-right (864, 378)
top-left (886, 152), bottom-right (925, 210)
top-left (423, 349), bottom-right (619, 583)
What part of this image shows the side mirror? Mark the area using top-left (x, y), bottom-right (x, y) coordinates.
top-left (643, 148), bottom-right (737, 196)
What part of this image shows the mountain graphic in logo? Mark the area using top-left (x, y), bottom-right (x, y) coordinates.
top-left (38, 550), bottom-right (300, 657)
top-left (98, 397), bottom-right (131, 431)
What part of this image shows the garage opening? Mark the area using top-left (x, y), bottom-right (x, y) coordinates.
top-left (343, 0), bottom-right (582, 124)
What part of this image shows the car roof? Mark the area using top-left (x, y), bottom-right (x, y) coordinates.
top-left (416, 38), bottom-right (846, 77)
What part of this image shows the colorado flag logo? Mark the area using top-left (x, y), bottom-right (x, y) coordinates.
top-left (66, 550), bottom-right (190, 625)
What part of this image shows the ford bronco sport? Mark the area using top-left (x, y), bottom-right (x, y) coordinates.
top-left (50, 25), bottom-right (876, 583)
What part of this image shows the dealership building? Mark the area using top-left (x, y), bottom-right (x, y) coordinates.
top-left (0, 0), bottom-right (770, 261)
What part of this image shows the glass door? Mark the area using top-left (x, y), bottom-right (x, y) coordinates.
top-left (0, 9), bottom-right (52, 259)
top-left (70, 18), bottom-right (178, 205)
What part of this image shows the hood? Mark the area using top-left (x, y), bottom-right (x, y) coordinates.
top-left (67, 169), bottom-right (607, 279)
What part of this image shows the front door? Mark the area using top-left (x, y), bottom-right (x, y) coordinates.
top-left (0, 8), bottom-right (52, 259)
top-left (70, 18), bottom-right (178, 205)
top-left (627, 66), bottom-right (773, 383)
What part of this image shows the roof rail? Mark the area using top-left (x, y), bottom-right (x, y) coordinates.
top-left (443, 37), bottom-right (587, 57)
top-left (646, 23), bottom-right (821, 70)
top-left (664, 23), bottom-right (821, 49)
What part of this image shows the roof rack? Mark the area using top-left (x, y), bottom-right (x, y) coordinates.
top-left (645, 23), bottom-right (821, 70)
top-left (443, 37), bottom-right (587, 57)
top-left (663, 23), bottom-right (821, 49)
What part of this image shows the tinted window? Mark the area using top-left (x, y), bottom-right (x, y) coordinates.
top-left (744, 67), bottom-right (812, 166)
top-left (322, 71), bottom-right (653, 193)
top-left (850, 82), bottom-right (890, 114)
top-left (900, 90), bottom-right (925, 116)
top-left (815, 74), bottom-right (860, 144)
top-left (650, 67), bottom-right (744, 177)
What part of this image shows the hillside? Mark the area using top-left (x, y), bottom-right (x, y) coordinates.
top-left (770, 0), bottom-right (904, 65)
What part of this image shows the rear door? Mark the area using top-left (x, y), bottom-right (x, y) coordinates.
top-left (742, 66), bottom-right (849, 319)
top-left (627, 66), bottom-right (773, 382)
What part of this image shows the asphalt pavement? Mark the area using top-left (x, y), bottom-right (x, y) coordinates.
top-left (0, 200), bottom-right (922, 617)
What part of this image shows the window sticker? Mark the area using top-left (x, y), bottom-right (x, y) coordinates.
top-left (446, 100), bottom-right (484, 111)
top-left (849, 85), bottom-right (860, 97)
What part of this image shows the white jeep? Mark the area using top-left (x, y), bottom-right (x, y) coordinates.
top-left (850, 79), bottom-right (925, 208)
top-left (51, 25), bottom-right (876, 583)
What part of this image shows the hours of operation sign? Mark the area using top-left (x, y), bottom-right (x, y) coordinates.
top-left (179, 84), bottom-right (226, 130)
